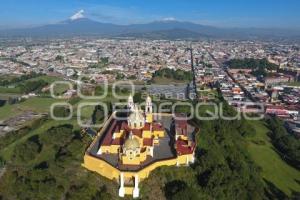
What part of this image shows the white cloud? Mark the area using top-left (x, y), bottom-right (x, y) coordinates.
top-left (162, 17), bottom-right (176, 21)
top-left (70, 10), bottom-right (85, 20)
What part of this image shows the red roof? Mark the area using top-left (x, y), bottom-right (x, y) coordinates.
top-left (266, 105), bottom-right (285, 110)
top-left (266, 108), bottom-right (288, 115)
top-left (111, 138), bottom-right (124, 145)
top-left (152, 123), bottom-right (164, 131)
top-left (101, 119), bottom-right (128, 146)
top-left (101, 119), bottom-right (117, 146)
top-left (176, 139), bottom-right (195, 155)
top-left (121, 121), bottom-right (128, 130)
top-left (131, 129), bottom-right (143, 138)
top-left (142, 123), bottom-right (151, 131)
top-left (101, 118), bottom-right (165, 147)
top-left (143, 138), bottom-right (153, 146)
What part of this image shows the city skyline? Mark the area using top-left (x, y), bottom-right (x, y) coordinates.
top-left (0, 0), bottom-right (300, 29)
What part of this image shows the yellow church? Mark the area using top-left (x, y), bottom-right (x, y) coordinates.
top-left (82, 95), bottom-right (198, 198)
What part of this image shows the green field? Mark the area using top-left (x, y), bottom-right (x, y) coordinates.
top-left (0, 75), bottom-right (67, 95)
top-left (0, 86), bottom-right (22, 94)
top-left (247, 120), bottom-right (300, 195)
top-left (28, 75), bottom-right (70, 94)
top-left (0, 97), bottom-right (66, 120)
top-left (0, 85), bottom-right (120, 121)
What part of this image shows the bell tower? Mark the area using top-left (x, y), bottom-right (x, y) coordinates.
top-left (128, 94), bottom-right (134, 111)
top-left (145, 96), bottom-right (152, 113)
top-left (145, 96), bottom-right (153, 123)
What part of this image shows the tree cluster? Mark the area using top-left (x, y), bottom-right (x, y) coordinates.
top-left (0, 72), bottom-right (41, 87)
top-left (227, 58), bottom-right (278, 77)
top-left (92, 105), bottom-right (105, 124)
top-left (0, 123), bottom-right (118, 200)
top-left (19, 80), bottom-right (48, 94)
top-left (140, 105), bottom-right (265, 200)
top-left (266, 116), bottom-right (300, 169)
top-left (89, 57), bottom-right (109, 69)
top-left (153, 68), bottom-right (193, 81)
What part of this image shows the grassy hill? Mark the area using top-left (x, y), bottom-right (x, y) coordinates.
top-left (246, 120), bottom-right (300, 195)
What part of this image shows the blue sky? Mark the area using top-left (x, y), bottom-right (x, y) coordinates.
top-left (0, 0), bottom-right (299, 29)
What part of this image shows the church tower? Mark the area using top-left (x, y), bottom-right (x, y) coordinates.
top-left (145, 96), bottom-right (152, 113)
top-left (145, 96), bottom-right (153, 123)
top-left (128, 94), bottom-right (134, 111)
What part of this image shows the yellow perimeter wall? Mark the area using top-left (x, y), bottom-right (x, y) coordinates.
top-left (83, 153), bottom-right (194, 181)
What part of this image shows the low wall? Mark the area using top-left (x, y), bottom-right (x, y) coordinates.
top-left (83, 153), bottom-right (192, 181)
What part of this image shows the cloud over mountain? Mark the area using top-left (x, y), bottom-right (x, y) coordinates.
top-left (161, 17), bottom-right (176, 21)
top-left (70, 10), bottom-right (85, 21)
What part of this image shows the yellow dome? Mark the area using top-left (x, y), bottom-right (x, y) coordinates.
top-left (124, 135), bottom-right (140, 150)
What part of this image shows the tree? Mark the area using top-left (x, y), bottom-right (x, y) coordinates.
top-left (0, 156), bottom-right (5, 168)
top-left (12, 135), bottom-right (42, 163)
top-left (20, 80), bottom-right (48, 94)
top-left (55, 55), bottom-right (64, 63)
top-left (140, 101), bottom-right (266, 200)
top-left (226, 58), bottom-right (278, 78)
top-left (0, 72), bottom-right (41, 87)
top-left (266, 116), bottom-right (300, 168)
top-left (152, 68), bottom-right (193, 82)
top-left (66, 184), bottom-right (94, 200)
top-left (116, 73), bottom-right (125, 80)
top-left (0, 123), bottom-right (120, 200)
top-left (92, 105), bottom-right (105, 124)
top-left (238, 118), bottom-right (256, 137)
top-left (164, 180), bottom-right (187, 199)
top-left (41, 124), bottom-right (74, 148)
top-left (172, 187), bottom-right (204, 200)
top-left (133, 92), bottom-right (143, 103)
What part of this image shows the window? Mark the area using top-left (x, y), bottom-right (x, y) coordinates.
top-left (129, 151), bottom-right (134, 160)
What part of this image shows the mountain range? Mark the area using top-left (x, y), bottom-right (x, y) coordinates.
top-left (1, 17), bottom-right (300, 40)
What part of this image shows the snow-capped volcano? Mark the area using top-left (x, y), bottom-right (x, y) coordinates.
top-left (70, 10), bottom-right (85, 21)
top-left (1, 12), bottom-right (298, 40)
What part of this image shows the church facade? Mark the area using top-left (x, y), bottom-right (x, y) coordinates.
top-left (82, 95), bottom-right (198, 198)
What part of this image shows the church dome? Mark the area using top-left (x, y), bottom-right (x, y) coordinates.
top-left (123, 132), bottom-right (141, 160)
top-left (124, 135), bottom-right (140, 150)
top-left (128, 105), bottom-right (145, 129)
